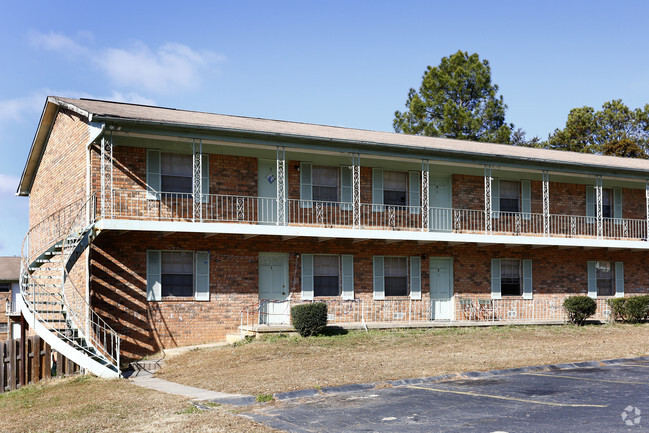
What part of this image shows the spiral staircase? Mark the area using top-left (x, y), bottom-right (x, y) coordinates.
top-left (19, 196), bottom-right (121, 378)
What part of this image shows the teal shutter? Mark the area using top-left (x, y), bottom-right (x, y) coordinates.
top-left (146, 250), bottom-right (161, 301)
top-left (201, 154), bottom-right (209, 203)
top-left (372, 168), bottom-right (383, 212)
top-left (409, 171), bottom-right (420, 215)
top-left (410, 256), bottom-right (421, 300)
top-left (521, 180), bottom-right (531, 220)
top-left (613, 187), bottom-right (623, 222)
top-left (522, 259), bottom-right (533, 299)
top-left (586, 186), bottom-right (595, 222)
top-left (300, 162), bottom-right (312, 208)
top-left (146, 149), bottom-right (161, 200)
top-left (341, 255), bottom-right (354, 300)
top-left (301, 254), bottom-right (314, 300)
top-left (615, 262), bottom-right (624, 297)
top-left (491, 178), bottom-right (500, 218)
top-left (587, 261), bottom-right (597, 298)
top-left (195, 251), bottom-right (210, 301)
top-left (373, 256), bottom-right (385, 300)
top-left (341, 165), bottom-right (352, 211)
top-left (491, 259), bottom-right (501, 299)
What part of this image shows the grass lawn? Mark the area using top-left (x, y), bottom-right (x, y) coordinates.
top-left (0, 375), bottom-right (278, 433)
top-left (158, 323), bottom-right (649, 395)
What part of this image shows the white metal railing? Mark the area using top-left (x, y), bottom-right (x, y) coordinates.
top-left (107, 190), bottom-right (648, 242)
top-left (241, 295), bottom-right (640, 331)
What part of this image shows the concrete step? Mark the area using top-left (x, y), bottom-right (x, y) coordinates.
top-left (226, 331), bottom-right (255, 344)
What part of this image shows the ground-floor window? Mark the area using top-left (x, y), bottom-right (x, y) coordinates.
top-left (384, 256), bottom-right (408, 296)
top-left (491, 258), bottom-right (532, 299)
top-left (161, 251), bottom-right (194, 297)
top-left (501, 259), bottom-right (521, 296)
top-left (147, 250), bottom-right (210, 301)
top-left (314, 255), bottom-right (339, 296)
top-left (373, 256), bottom-right (421, 299)
top-left (595, 261), bottom-right (614, 296)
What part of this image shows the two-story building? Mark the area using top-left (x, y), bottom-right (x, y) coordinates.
top-left (16, 97), bottom-right (649, 376)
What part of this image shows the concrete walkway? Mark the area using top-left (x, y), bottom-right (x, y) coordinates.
top-left (130, 371), bottom-right (254, 404)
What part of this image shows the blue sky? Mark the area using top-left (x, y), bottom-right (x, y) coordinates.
top-left (1, 0), bottom-right (648, 256)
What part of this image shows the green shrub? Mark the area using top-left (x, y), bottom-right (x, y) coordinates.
top-left (563, 296), bottom-right (597, 326)
top-left (624, 295), bottom-right (649, 323)
top-left (291, 302), bottom-right (327, 337)
top-left (607, 297), bottom-right (627, 322)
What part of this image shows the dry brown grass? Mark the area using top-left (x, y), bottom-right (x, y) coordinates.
top-left (0, 375), bottom-right (278, 433)
top-left (159, 323), bottom-right (649, 395)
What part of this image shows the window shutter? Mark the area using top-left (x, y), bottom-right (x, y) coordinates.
top-left (613, 187), bottom-right (623, 221)
top-left (341, 165), bottom-right (352, 211)
top-left (300, 162), bottom-right (312, 208)
top-left (146, 149), bottom-right (161, 200)
top-left (195, 251), bottom-right (210, 301)
top-left (409, 171), bottom-right (420, 215)
top-left (201, 154), bottom-right (209, 203)
top-left (372, 168), bottom-right (384, 212)
top-left (491, 258), bottom-right (501, 299)
top-left (521, 180), bottom-right (531, 220)
top-left (146, 250), bottom-right (162, 301)
top-left (491, 178), bottom-right (500, 218)
top-left (410, 256), bottom-right (421, 300)
top-left (586, 186), bottom-right (595, 222)
top-left (301, 254), bottom-right (314, 300)
top-left (522, 259), bottom-right (533, 299)
top-left (341, 255), bottom-right (354, 300)
top-left (615, 262), bottom-right (624, 298)
top-left (587, 261), bottom-right (597, 298)
top-left (373, 256), bottom-right (385, 300)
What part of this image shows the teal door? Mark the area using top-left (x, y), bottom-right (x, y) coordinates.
top-left (430, 258), bottom-right (453, 320)
top-left (258, 159), bottom-right (278, 224)
top-left (430, 176), bottom-right (451, 232)
top-left (258, 253), bottom-right (290, 325)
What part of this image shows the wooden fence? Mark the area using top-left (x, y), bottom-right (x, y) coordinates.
top-left (1, 336), bottom-right (79, 393)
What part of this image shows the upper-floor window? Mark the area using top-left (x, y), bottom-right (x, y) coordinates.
top-left (499, 181), bottom-right (520, 213)
top-left (161, 153), bottom-right (193, 194)
top-left (383, 171), bottom-right (408, 206)
top-left (0, 282), bottom-right (9, 292)
top-left (312, 166), bottom-right (338, 202)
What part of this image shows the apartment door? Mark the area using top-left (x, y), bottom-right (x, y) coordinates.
top-left (430, 176), bottom-right (452, 232)
top-left (258, 253), bottom-right (290, 325)
top-left (430, 258), bottom-right (453, 320)
top-left (258, 159), bottom-right (278, 224)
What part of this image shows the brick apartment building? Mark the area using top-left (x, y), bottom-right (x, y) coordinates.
top-left (0, 256), bottom-right (20, 340)
top-left (16, 96), bottom-right (649, 377)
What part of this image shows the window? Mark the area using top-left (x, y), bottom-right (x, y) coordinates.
top-left (596, 261), bottom-right (614, 296)
top-left (161, 251), bottom-right (194, 297)
top-left (384, 256), bottom-right (408, 296)
top-left (602, 189), bottom-right (612, 218)
top-left (501, 259), bottom-right (521, 296)
top-left (161, 153), bottom-right (192, 194)
top-left (0, 283), bottom-right (9, 292)
top-left (313, 255), bottom-right (339, 296)
top-left (384, 171), bottom-right (407, 206)
top-left (312, 166), bottom-right (338, 202)
top-left (587, 188), bottom-right (613, 218)
top-left (500, 181), bottom-right (520, 213)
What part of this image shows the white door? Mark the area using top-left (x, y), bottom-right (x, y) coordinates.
top-left (430, 258), bottom-right (453, 320)
top-left (430, 176), bottom-right (452, 232)
top-left (258, 253), bottom-right (290, 325)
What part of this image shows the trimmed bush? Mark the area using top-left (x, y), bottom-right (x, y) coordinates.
top-left (291, 302), bottom-right (328, 337)
top-left (624, 295), bottom-right (649, 323)
top-left (563, 296), bottom-right (597, 326)
top-left (607, 298), bottom-right (627, 322)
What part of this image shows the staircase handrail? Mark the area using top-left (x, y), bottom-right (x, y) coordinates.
top-left (59, 194), bottom-right (121, 369)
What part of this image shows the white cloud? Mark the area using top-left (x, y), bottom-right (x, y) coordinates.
top-left (0, 174), bottom-right (20, 196)
top-left (0, 93), bottom-right (45, 125)
top-left (29, 31), bottom-right (225, 94)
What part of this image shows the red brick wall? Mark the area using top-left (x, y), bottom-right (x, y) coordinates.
top-left (90, 231), bottom-right (649, 358)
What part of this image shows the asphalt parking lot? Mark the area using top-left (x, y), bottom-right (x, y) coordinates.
top-left (244, 359), bottom-right (649, 432)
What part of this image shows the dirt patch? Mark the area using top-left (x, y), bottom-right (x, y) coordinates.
top-left (158, 324), bottom-right (649, 395)
top-left (0, 376), bottom-right (278, 433)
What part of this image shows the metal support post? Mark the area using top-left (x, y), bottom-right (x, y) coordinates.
top-left (484, 165), bottom-right (492, 233)
top-left (421, 160), bottom-right (430, 231)
top-left (192, 138), bottom-right (203, 222)
top-left (100, 132), bottom-right (114, 219)
top-left (596, 176), bottom-right (603, 238)
top-left (542, 171), bottom-right (550, 236)
top-left (276, 147), bottom-right (286, 226)
top-left (645, 180), bottom-right (649, 241)
top-left (352, 153), bottom-right (361, 229)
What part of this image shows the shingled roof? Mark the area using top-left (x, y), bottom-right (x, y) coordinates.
top-left (0, 257), bottom-right (21, 281)
top-left (18, 96), bottom-right (649, 196)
